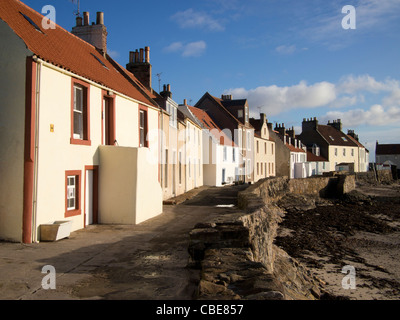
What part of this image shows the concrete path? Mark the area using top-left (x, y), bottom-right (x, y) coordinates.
top-left (0, 184), bottom-right (248, 300)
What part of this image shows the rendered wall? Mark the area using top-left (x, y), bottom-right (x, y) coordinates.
top-left (328, 145), bottom-right (358, 172)
top-left (34, 66), bottom-right (102, 240)
top-left (99, 146), bottom-right (162, 225)
top-left (0, 20), bottom-right (32, 242)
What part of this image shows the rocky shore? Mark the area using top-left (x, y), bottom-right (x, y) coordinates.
top-left (188, 174), bottom-right (400, 300)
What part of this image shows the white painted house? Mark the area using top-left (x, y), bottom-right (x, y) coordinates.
top-left (0, 0), bottom-right (162, 243)
top-left (180, 105), bottom-right (239, 187)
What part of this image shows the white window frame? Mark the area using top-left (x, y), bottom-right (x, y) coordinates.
top-left (73, 85), bottom-right (84, 139)
top-left (67, 176), bottom-right (76, 211)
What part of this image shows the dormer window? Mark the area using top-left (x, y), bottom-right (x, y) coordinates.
top-left (245, 107), bottom-right (249, 123)
top-left (312, 144), bottom-right (320, 156)
top-left (238, 110), bottom-right (243, 118)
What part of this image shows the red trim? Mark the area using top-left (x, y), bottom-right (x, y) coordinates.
top-left (101, 90), bottom-right (116, 145)
top-left (65, 170), bottom-right (82, 218)
top-left (71, 78), bottom-right (91, 146)
top-left (22, 57), bottom-right (36, 244)
top-left (139, 104), bottom-right (149, 148)
top-left (84, 165), bottom-right (99, 227)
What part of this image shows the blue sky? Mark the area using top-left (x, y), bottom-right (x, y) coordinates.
top-left (23, 0), bottom-right (400, 158)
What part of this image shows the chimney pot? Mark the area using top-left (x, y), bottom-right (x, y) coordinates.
top-left (184, 99), bottom-right (187, 105)
top-left (83, 12), bottom-right (89, 26)
top-left (129, 51), bottom-right (134, 64)
top-left (76, 16), bottom-right (83, 26)
top-left (167, 84), bottom-right (171, 92)
top-left (96, 12), bottom-right (104, 25)
top-left (145, 47), bottom-right (150, 63)
top-left (135, 50), bottom-right (139, 63)
top-left (140, 48), bottom-right (144, 63)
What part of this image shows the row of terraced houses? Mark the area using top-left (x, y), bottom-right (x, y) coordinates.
top-left (0, 0), bottom-right (369, 243)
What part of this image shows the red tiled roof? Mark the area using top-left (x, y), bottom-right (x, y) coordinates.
top-left (376, 143), bottom-right (400, 155)
top-left (307, 151), bottom-right (328, 162)
top-left (189, 106), bottom-right (236, 147)
top-left (286, 143), bottom-right (306, 153)
top-left (0, 0), bottom-right (157, 107)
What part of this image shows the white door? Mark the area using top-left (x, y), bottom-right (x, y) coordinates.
top-left (85, 170), bottom-right (94, 226)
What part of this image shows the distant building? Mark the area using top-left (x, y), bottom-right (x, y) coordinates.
top-left (271, 124), bottom-right (307, 179)
top-left (306, 149), bottom-right (329, 176)
top-left (376, 142), bottom-right (400, 168)
top-left (249, 114), bottom-right (276, 181)
top-left (155, 85), bottom-right (203, 199)
top-left (298, 118), bottom-right (367, 173)
top-left (194, 93), bottom-right (255, 183)
top-left (183, 104), bottom-right (239, 186)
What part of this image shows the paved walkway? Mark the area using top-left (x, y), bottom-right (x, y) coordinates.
top-left (0, 185), bottom-right (248, 300)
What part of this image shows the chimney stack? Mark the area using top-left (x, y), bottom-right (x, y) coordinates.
top-left (126, 47), bottom-right (152, 90)
top-left (160, 84), bottom-right (172, 99)
top-left (72, 11), bottom-right (108, 54)
top-left (327, 119), bottom-right (342, 132)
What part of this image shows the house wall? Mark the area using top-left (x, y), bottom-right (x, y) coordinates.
top-left (328, 145), bottom-right (359, 172)
top-left (34, 65), bottom-right (102, 240)
top-left (99, 146), bottom-right (162, 225)
top-left (176, 121), bottom-right (187, 196)
top-left (31, 63), bottom-right (160, 242)
top-left (254, 137), bottom-right (275, 182)
top-left (376, 154), bottom-right (399, 168)
top-left (185, 121), bottom-right (203, 191)
top-left (269, 131), bottom-right (290, 177)
top-left (0, 20), bottom-right (33, 242)
top-left (218, 144), bottom-right (239, 186)
top-left (203, 135), bottom-right (217, 186)
top-left (308, 161), bottom-right (330, 176)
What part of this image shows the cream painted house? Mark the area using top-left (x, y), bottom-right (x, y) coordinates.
top-left (155, 85), bottom-right (204, 200)
top-left (250, 114), bottom-right (276, 182)
top-left (0, 1), bottom-right (162, 243)
top-left (298, 118), bottom-right (367, 173)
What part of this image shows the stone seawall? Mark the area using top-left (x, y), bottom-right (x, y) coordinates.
top-left (188, 175), bottom-right (356, 300)
top-left (355, 170), bottom-right (393, 185)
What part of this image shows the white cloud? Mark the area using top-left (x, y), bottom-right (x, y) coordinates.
top-left (275, 45), bottom-right (308, 55)
top-left (163, 41), bottom-right (207, 58)
top-left (171, 8), bottom-right (225, 32)
top-left (182, 41), bottom-right (207, 57)
top-left (225, 75), bottom-right (400, 126)
top-left (336, 74), bottom-right (397, 94)
top-left (298, 0), bottom-right (400, 49)
top-left (320, 104), bottom-right (400, 127)
top-left (163, 42), bottom-right (184, 53)
top-left (107, 49), bottom-right (120, 59)
top-left (275, 45), bottom-right (297, 55)
top-left (225, 81), bottom-right (336, 116)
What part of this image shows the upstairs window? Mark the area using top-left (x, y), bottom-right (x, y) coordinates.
top-left (139, 107), bottom-right (148, 147)
top-left (71, 79), bottom-right (90, 145)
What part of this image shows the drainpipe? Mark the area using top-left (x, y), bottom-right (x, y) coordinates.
top-left (32, 57), bottom-right (42, 243)
top-left (160, 109), bottom-right (164, 188)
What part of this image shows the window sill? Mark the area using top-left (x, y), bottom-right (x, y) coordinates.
top-left (65, 209), bottom-right (81, 218)
top-left (70, 138), bottom-right (91, 146)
